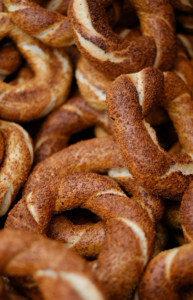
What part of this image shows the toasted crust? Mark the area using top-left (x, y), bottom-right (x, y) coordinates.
top-left (106, 68), bottom-right (193, 199)
top-left (0, 13), bottom-right (73, 121)
top-left (0, 120), bottom-right (33, 216)
top-left (34, 97), bottom-right (113, 164)
top-left (181, 180), bottom-right (193, 242)
top-left (68, 0), bottom-right (176, 77)
top-left (6, 172), bottom-right (155, 299)
top-left (0, 228), bottom-right (106, 300)
top-left (138, 243), bottom-right (193, 300)
top-left (3, 0), bottom-right (74, 47)
top-left (0, 42), bottom-right (22, 80)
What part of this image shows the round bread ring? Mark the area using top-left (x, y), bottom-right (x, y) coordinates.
top-left (68, 0), bottom-right (176, 77)
top-left (0, 229), bottom-right (106, 300)
top-left (2, 0), bottom-right (74, 47)
top-left (75, 28), bottom-right (142, 111)
top-left (0, 41), bottom-right (22, 81)
top-left (34, 96), bottom-right (113, 164)
top-left (106, 67), bottom-right (193, 199)
top-left (170, 0), bottom-right (193, 12)
top-left (76, 57), bottom-right (169, 124)
top-left (137, 243), bottom-right (193, 300)
top-left (76, 44), bottom-right (192, 120)
top-left (48, 217), bottom-right (167, 260)
top-left (6, 172), bottom-right (155, 299)
top-left (7, 137), bottom-right (164, 228)
top-left (0, 13), bottom-right (73, 121)
top-left (0, 120), bottom-right (33, 217)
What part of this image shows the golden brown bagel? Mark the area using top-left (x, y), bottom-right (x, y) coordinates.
top-left (68, 0), bottom-right (176, 77)
top-left (106, 67), bottom-right (193, 199)
top-left (2, 0), bottom-right (74, 47)
top-left (137, 243), bottom-right (193, 300)
top-left (0, 228), bottom-right (107, 300)
top-left (0, 119), bottom-right (33, 217)
top-left (6, 172), bottom-right (155, 300)
top-left (7, 137), bottom-right (163, 227)
top-left (0, 13), bottom-right (72, 121)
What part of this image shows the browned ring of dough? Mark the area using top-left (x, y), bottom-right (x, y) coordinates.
top-left (137, 243), bottom-right (193, 300)
top-left (3, 0), bottom-right (73, 47)
top-left (6, 172), bottom-right (155, 300)
top-left (0, 229), bottom-right (106, 300)
top-left (0, 13), bottom-right (72, 121)
top-left (106, 67), bottom-right (193, 199)
top-left (0, 119), bottom-right (33, 217)
top-left (68, 0), bottom-right (176, 77)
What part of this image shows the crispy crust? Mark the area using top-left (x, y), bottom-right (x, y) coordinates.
top-left (0, 42), bottom-right (22, 80)
top-left (0, 228), bottom-right (106, 300)
top-left (68, 0), bottom-right (176, 77)
top-left (3, 0), bottom-right (73, 47)
top-left (181, 180), bottom-right (193, 242)
top-left (34, 97), bottom-right (113, 164)
top-left (6, 172), bottom-right (155, 299)
top-left (138, 243), bottom-right (193, 299)
top-left (0, 13), bottom-right (73, 121)
top-left (0, 120), bottom-right (33, 217)
top-left (106, 67), bottom-right (193, 199)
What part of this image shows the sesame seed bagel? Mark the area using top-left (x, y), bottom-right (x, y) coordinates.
top-left (0, 12), bottom-right (73, 121)
top-left (106, 67), bottom-right (193, 199)
top-left (68, 0), bottom-right (176, 77)
top-left (0, 120), bottom-right (33, 217)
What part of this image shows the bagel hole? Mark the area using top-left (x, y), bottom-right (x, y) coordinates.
top-left (152, 121), bottom-right (178, 151)
top-left (61, 207), bottom-right (102, 225)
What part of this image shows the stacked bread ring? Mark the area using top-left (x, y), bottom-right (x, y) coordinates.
top-left (1, 0), bottom-right (193, 299)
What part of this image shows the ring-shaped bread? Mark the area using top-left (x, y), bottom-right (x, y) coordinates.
top-left (0, 228), bottom-right (106, 300)
top-left (0, 13), bottom-right (72, 121)
top-left (106, 67), bottom-right (193, 199)
top-left (6, 172), bottom-right (155, 300)
top-left (0, 119), bottom-right (33, 216)
top-left (137, 243), bottom-right (193, 300)
top-left (2, 0), bottom-right (74, 47)
top-left (68, 0), bottom-right (176, 77)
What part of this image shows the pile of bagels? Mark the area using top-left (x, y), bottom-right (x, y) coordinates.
top-left (1, 0), bottom-right (193, 299)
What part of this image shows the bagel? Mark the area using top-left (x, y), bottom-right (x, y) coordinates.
top-left (6, 172), bottom-right (155, 300)
top-left (7, 137), bottom-right (163, 227)
top-left (0, 119), bottom-right (33, 217)
top-left (0, 13), bottom-right (72, 121)
top-left (0, 228), bottom-right (106, 300)
top-left (137, 243), bottom-right (193, 300)
top-left (68, 0), bottom-right (176, 77)
top-left (106, 67), bottom-right (193, 199)
top-left (3, 0), bottom-right (74, 47)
